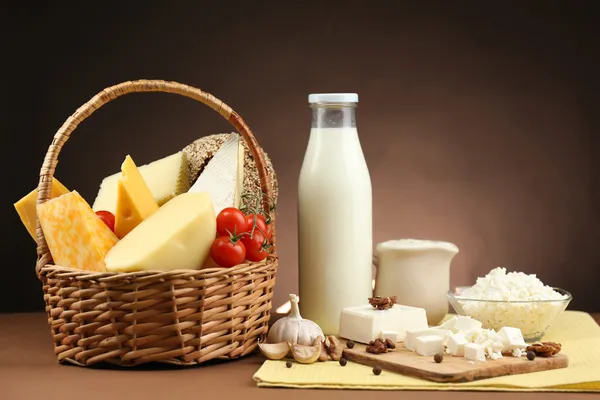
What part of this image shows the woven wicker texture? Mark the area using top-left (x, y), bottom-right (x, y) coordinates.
top-left (34, 80), bottom-right (278, 366)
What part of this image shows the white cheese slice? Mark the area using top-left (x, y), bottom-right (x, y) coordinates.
top-left (464, 343), bottom-right (486, 361)
top-left (188, 133), bottom-right (244, 216)
top-left (338, 304), bottom-right (428, 344)
top-left (415, 335), bottom-right (444, 356)
top-left (405, 328), bottom-right (452, 352)
top-left (453, 315), bottom-right (483, 334)
top-left (446, 332), bottom-right (468, 356)
top-left (497, 326), bottom-right (527, 351)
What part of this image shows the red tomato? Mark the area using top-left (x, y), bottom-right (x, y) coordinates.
top-left (241, 231), bottom-right (269, 262)
top-left (216, 207), bottom-right (249, 237)
top-left (95, 210), bottom-right (115, 232)
top-left (210, 236), bottom-right (246, 268)
top-left (245, 213), bottom-right (271, 239)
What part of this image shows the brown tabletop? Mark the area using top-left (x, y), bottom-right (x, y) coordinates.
top-left (0, 313), bottom-right (598, 400)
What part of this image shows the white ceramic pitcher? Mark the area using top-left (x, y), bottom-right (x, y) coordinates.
top-left (373, 239), bottom-right (459, 326)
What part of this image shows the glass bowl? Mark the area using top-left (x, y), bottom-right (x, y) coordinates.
top-left (447, 286), bottom-right (572, 342)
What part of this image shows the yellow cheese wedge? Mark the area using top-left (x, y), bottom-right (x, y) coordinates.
top-left (36, 191), bottom-right (119, 272)
top-left (114, 155), bottom-right (160, 239)
top-left (14, 177), bottom-right (70, 241)
top-left (104, 192), bottom-right (216, 272)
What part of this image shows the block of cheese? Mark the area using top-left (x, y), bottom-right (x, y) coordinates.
top-left (36, 191), bottom-right (119, 271)
top-left (405, 328), bottom-right (452, 351)
top-left (380, 330), bottom-right (398, 343)
top-left (14, 177), bottom-right (70, 241)
top-left (104, 192), bottom-right (216, 272)
top-left (415, 335), bottom-right (444, 356)
top-left (447, 332), bottom-right (468, 356)
top-left (497, 326), bottom-right (527, 351)
top-left (188, 133), bottom-right (244, 216)
top-left (464, 343), bottom-right (486, 361)
top-left (93, 151), bottom-right (191, 215)
top-left (453, 315), bottom-right (482, 334)
top-left (338, 304), bottom-right (428, 344)
top-left (113, 155), bottom-right (160, 238)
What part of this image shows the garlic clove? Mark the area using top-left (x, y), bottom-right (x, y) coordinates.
top-left (327, 335), bottom-right (343, 361)
top-left (258, 341), bottom-right (291, 360)
top-left (316, 337), bottom-right (329, 362)
top-left (291, 342), bottom-right (321, 364)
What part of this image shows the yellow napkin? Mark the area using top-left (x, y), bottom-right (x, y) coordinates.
top-left (253, 311), bottom-right (600, 392)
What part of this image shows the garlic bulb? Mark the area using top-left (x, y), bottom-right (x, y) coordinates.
top-left (268, 294), bottom-right (325, 345)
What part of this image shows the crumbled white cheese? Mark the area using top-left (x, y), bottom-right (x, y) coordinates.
top-left (512, 348), bottom-right (525, 358)
top-left (455, 267), bottom-right (568, 338)
top-left (471, 328), bottom-right (504, 360)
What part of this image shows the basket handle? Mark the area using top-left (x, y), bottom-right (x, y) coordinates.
top-left (35, 79), bottom-right (275, 275)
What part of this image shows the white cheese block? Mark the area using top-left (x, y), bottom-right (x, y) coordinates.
top-left (453, 315), bottom-right (483, 334)
top-left (188, 133), bottom-right (244, 216)
top-left (437, 315), bottom-right (457, 331)
top-left (446, 332), bottom-right (468, 356)
top-left (380, 330), bottom-right (398, 343)
top-left (338, 304), bottom-right (428, 344)
top-left (464, 343), bottom-right (486, 361)
top-left (497, 326), bottom-right (527, 351)
top-left (415, 335), bottom-right (444, 356)
top-left (405, 328), bottom-right (452, 352)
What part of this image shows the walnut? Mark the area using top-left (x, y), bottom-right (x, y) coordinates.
top-left (366, 339), bottom-right (387, 354)
top-left (384, 338), bottom-right (396, 349)
top-left (368, 296), bottom-right (397, 310)
top-left (526, 342), bottom-right (562, 357)
top-left (327, 335), bottom-right (343, 361)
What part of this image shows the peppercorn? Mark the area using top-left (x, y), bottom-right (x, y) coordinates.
top-left (339, 358), bottom-right (347, 366)
top-left (434, 353), bottom-right (443, 363)
top-left (346, 340), bottom-right (355, 349)
top-left (527, 351), bottom-right (536, 361)
top-left (286, 361), bottom-right (293, 368)
top-left (373, 366), bottom-right (382, 375)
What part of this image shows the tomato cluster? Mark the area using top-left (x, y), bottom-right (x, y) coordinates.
top-left (210, 207), bottom-right (273, 268)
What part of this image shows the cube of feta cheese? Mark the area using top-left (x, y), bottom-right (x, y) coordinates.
top-left (380, 330), bottom-right (398, 343)
top-left (446, 332), bottom-right (468, 356)
top-left (405, 328), bottom-right (452, 351)
top-left (338, 304), bottom-right (428, 344)
top-left (415, 335), bottom-right (444, 356)
top-left (497, 326), bottom-right (527, 351)
top-left (437, 316), bottom-right (457, 331)
top-left (464, 343), bottom-right (486, 361)
top-left (453, 316), bottom-right (483, 334)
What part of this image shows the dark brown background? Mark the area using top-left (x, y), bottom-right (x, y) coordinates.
top-left (2, 1), bottom-right (599, 314)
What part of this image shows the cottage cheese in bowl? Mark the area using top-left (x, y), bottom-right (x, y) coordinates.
top-left (447, 267), bottom-right (571, 341)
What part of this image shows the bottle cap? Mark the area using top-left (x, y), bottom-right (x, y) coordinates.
top-left (308, 93), bottom-right (358, 104)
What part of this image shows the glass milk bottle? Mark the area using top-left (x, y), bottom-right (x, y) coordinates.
top-left (298, 93), bottom-right (373, 335)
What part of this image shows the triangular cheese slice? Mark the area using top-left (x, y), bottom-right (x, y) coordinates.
top-left (114, 155), bottom-right (159, 238)
top-left (14, 177), bottom-right (70, 241)
top-left (188, 133), bottom-right (245, 216)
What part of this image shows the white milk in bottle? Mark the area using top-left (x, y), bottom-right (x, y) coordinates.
top-left (298, 93), bottom-right (373, 335)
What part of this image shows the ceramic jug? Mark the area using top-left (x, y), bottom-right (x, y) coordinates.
top-left (373, 239), bottom-right (459, 326)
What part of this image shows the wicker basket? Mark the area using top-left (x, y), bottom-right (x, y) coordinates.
top-left (34, 80), bottom-right (279, 367)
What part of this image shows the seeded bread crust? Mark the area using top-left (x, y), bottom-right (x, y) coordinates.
top-left (182, 133), bottom-right (278, 205)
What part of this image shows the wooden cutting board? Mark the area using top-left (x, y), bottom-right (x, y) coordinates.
top-left (341, 340), bottom-right (568, 383)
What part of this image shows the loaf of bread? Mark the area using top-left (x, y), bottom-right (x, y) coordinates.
top-left (182, 133), bottom-right (278, 206)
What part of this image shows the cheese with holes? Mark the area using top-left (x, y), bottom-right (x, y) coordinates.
top-left (14, 177), bottom-right (70, 241)
top-left (93, 151), bottom-right (191, 215)
top-left (104, 192), bottom-right (216, 272)
top-left (36, 191), bottom-right (119, 271)
top-left (188, 133), bottom-right (244, 216)
top-left (114, 155), bottom-right (159, 238)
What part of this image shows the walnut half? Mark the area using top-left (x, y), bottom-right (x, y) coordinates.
top-left (527, 342), bottom-right (562, 357)
top-left (366, 339), bottom-right (388, 354)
